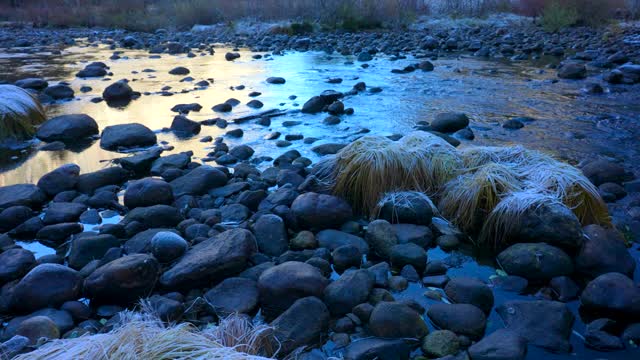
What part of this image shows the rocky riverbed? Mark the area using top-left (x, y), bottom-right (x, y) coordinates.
top-left (0, 18), bottom-right (640, 359)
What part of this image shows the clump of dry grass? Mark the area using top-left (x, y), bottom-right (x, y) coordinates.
top-left (330, 132), bottom-right (462, 214)
top-left (0, 84), bottom-right (46, 143)
top-left (13, 309), bottom-right (276, 360)
top-left (439, 162), bottom-right (523, 233)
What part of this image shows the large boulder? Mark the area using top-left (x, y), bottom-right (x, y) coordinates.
top-left (37, 164), bottom-right (80, 197)
top-left (575, 225), bottom-right (636, 279)
top-left (124, 178), bottom-right (174, 209)
top-left (159, 229), bottom-right (256, 289)
top-left (11, 264), bottom-right (83, 312)
top-left (100, 123), bottom-right (156, 151)
top-left (324, 269), bottom-right (373, 316)
top-left (580, 272), bottom-right (640, 321)
top-left (258, 261), bottom-right (328, 320)
top-left (36, 114), bottom-right (98, 142)
top-left (290, 192), bottom-right (353, 230)
top-left (370, 301), bottom-right (429, 339)
top-left (204, 277), bottom-right (259, 316)
top-left (497, 243), bottom-right (573, 281)
top-left (0, 184), bottom-right (46, 210)
top-left (84, 254), bottom-right (159, 304)
top-left (170, 165), bottom-right (227, 197)
top-left (496, 300), bottom-right (575, 353)
top-left (272, 296), bottom-right (330, 355)
top-left (427, 303), bottom-right (487, 339)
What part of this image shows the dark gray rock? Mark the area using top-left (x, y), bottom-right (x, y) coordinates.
top-left (11, 264), bottom-right (82, 312)
top-left (342, 338), bottom-right (410, 360)
top-left (427, 303), bottom-right (487, 339)
top-left (84, 254), bottom-right (159, 304)
top-left (324, 269), bottom-right (373, 316)
top-left (580, 272), bottom-right (640, 321)
top-left (431, 113), bottom-right (470, 133)
top-left (170, 165), bottom-right (227, 197)
top-left (291, 192), bottom-right (353, 230)
top-left (253, 214), bottom-right (288, 257)
top-left (37, 164), bottom-right (80, 197)
top-left (316, 230), bottom-right (369, 254)
top-left (575, 224), bottom-right (636, 279)
top-left (159, 228), bottom-right (256, 288)
top-left (497, 243), bottom-right (573, 281)
top-left (444, 277), bottom-right (494, 314)
top-left (272, 296), bottom-right (329, 355)
top-left (204, 277), bottom-right (259, 315)
top-left (497, 300), bottom-right (574, 353)
top-left (151, 231), bottom-right (188, 263)
top-left (370, 301), bottom-right (428, 339)
top-left (365, 219), bottom-right (398, 259)
top-left (100, 123), bottom-right (156, 151)
top-left (124, 178), bottom-right (174, 209)
top-left (0, 248), bottom-right (35, 284)
top-left (68, 233), bottom-right (120, 269)
top-left (0, 184), bottom-right (47, 210)
top-left (468, 329), bottom-right (527, 360)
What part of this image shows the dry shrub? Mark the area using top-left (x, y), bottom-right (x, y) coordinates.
top-left (328, 132), bottom-right (462, 215)
top-left (0, 85), bottom-right (46, 143)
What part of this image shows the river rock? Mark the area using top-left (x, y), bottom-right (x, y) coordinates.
top-left (444, 277), bottom-right (494, 314)
top-left (170, 115), bottom-right (201, 135)
top-left (77, 63), bottom-right (107, 78)
top-left (15, 77), bottom-right (48, 90)
top-left (502, 202), bottom-right (584, 250)
top-left (170, 165), bottom-right (227, 197)
top-left (68, 233), bottom-right (120, 269)
top-left (15, 316), bottom-right (60, 345)
top-left (100, 123), bottom-right (156, 151)
top-left (558, 62), bottom-right (587, 79)
top-left (301, 96), bottom-right (326, 114)
top-left (580, 272), bottom-right (640, 321)
top-left (36, 114), bottom-right (98, 143)
top-left (121, 204), bottom-right (182, 229)
top-left (421, 330), bottom-right (460, 358)
top-left (290, 192), bottom-right (353, 230)
top-left (76, 167), bottom-right (128, 194)
top-left (342, 338), bottom-right (410, 360)
top-left (0, 184), bottom-right (46, 210)
top-left (0, 206), bottom-right (32, 232)
top-left (204, 277), bottom-right (259, 315)
top-left (150, 152), bottom-right (191, 176)
top-left (43, 84), bottom-right (74, 100)
top-left (168, 66), bottom-right (190, 75)
top-left (370, 301), bottom-right (428, 339)
top-left (258, 261), bottom-right (328, 320)
top-left (253, 214), bottom-right (288, 257)
top-left (582, 160), bottom-right (627, 186)
top-left (365, 219), bottom-right (398, 259)
top-left (84, 254), bottom-right (159, 304)
top-left (272, 296), bottom-right (329, 355)
top-left (151, 231), bottom-right (188, 262)
top-left (102, 80), bottom-right (135, 103)
top-left (324, 269), bottom-right (373, 316)
top-left (266, 77), bottom-right (286, 84)
top-left (124, 177), bottom-right (174, 209)
top-left (12, 264), bottom-right (83, 312)
top-left (0, 248), bottom-right (36, 284)
top-left (468, 329), bottom-right (527, 360)
top-left (316, 230), bottom-right (369, 254)
top-left (431, 113), bottom-right (469, 133)
top-left (36, 222), bottom-right (83, 244)
top-left (497, 243), bottom-right (573, 281)
top-left (37, 164), bottom-right (80, 196)
top-left (43, 202), bottom-right (87, 225)
top-left (160, 228), bottom-right (256, 288)
top-left (575, 224), bottom-right (636, 279)
top-left (389, 243), bottom-right (427, 273)
top-left (124, 228), bottom-right (178, 254)
top-left (497, 300), bottom-right (574, 353)
top-left (427, 303), bottom-right (487, 339)
top-left (377, 191), bottom-right (434, 225)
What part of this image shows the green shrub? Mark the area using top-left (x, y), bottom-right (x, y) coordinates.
top-left (541, 0), bottom-right (578, 32)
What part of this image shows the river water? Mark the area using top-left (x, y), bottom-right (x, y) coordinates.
top-left (1, 39), bottom-right (639, 186)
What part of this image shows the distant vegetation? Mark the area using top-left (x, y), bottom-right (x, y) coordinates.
top-left (0, 0), bottom-right (638, 32)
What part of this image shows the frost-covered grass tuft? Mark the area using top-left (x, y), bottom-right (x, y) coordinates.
top-left (0, 84), bottom-right (46, 143)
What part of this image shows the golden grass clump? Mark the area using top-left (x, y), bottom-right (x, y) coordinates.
top-left (439, 162), bottom-right (523, 234)
top-left (331, 132), bottom-right (462, 214)
top-left (14, 310), bottom-right (276, 360)
top-left (0, 84), bottom-right (46, 143)
top-left (523, 161), bottom-right (611, 226)
top-left (478, 190), bottom-right (562, 249)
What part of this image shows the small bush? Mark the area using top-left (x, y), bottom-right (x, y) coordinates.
top-left (541, 0), bottom-right (578, 32)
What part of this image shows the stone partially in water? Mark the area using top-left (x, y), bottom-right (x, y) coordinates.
top-left (290, 192), bottom-right (353, 231)
top-left (430, 112), bottom-right (469, 133)
top-left (497, 243), bottom-right (573, 282)
top-left (36, 114), bottom-right (98, 143)
top-left (124, 177), bottom-right (174, 209)
top-left (580, 272), bottom-right (640, 321)
top-left (467, 329), bottom-right (527, 360)
top-left (100, 123), bottom-right (157, 151)
top-left (369, 301), bottom-right (428, 339)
